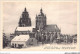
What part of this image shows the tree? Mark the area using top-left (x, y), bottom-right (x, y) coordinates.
top-left (3, 33), bottom-right (8, 48)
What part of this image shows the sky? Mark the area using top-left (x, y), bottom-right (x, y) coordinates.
top-left (3, 1), bottom-right (77, 35)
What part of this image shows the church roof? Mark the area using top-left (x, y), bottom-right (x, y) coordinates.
top-left (16, 27), bottom-right (34, 31)
top-left (11, 35), bottom-right (29, 42)
top-left (43, 25), bottom-right (60, 32)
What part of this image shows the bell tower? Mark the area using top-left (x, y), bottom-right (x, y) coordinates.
top-left (36, 8), bottom-right (46, 30)
top-left (19, 7), bottom-right (31, 27)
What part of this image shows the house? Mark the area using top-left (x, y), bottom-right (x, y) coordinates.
top-left (72, 34), bottom-right (77, 43)
top-left (11, 35), bottom-right (29, 48)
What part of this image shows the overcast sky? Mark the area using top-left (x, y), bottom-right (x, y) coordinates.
top-left (3, 1), bottom-right (77, 35)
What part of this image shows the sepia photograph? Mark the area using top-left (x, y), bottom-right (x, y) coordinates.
top-left (1, 1), bottom-right (79, 51)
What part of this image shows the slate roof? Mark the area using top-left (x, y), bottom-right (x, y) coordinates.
top-left (43, 25), bottom-right (60, 32)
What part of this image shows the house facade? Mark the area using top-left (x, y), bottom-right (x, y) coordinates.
top-left (11, 35), bottom-right (29, 48)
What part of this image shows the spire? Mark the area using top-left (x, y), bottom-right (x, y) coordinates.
top-left (40, 8), bottom-right (43, 13)
top-left (24, 7), bottom-right (27, 12)
top-left (39, 8), bottom-right (44, 16)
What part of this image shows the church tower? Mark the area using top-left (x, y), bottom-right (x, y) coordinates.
top-left (36, 8), bottom-right (46, 30)
top-left (19, 7), bottom-right (31, 27)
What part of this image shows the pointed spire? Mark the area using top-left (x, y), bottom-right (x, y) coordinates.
top-left (39, 8), bottom-right (44, 16)
top-left (40, 8), bottom-right (43, 13)
top-left (24, 7), bottom-right (27, 12)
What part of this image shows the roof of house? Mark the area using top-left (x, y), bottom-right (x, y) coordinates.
top-left (11, 35), bottom-right (29, 42)
top-left (15, 27), bottom-right (34, 31)
top-left (43, 25), bottom-right (60, 32)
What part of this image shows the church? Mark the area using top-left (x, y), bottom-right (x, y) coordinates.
top-left (11, 8), bottom-right (37, 48)
top-left (15, 8), bottom-right (33, 35)
top-left (33, 8), bottom-right (61, 43)
top-left (11, 7), bottom-right (61, 48)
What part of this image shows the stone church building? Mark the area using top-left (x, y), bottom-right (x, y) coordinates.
top-left (11, 7), bottom-right (61, 48)
top-left (15, 8), bottom-right (33, 35)
top-left (33, 8), bottom-right (61, 43)
top-left (11, 8), bottom-right (37, 48)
